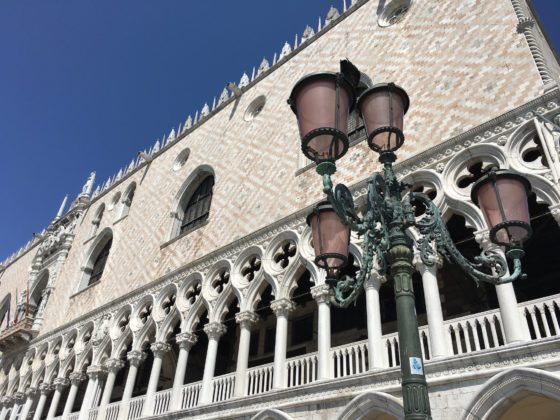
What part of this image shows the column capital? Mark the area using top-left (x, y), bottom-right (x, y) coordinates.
top-left (38, 382), bottom-right (54, 395)
top-left (24, 388), bottom-right (38, 398)
top-left (176, 332), bottom-right (198, 350)
top-left (150, 341), bottom-right (171, 357)
top-left (474, 230), bottom-right (494, 251)
top-left (203, 322), bottom-right (227, 341)
top-left (86, 365), bottom-right (108, 381)
top-left (12, 392), bottom-right (25, 403)
top-left (127, 350), bottom-right (147, 367)
top-left (310, 284), bottom-right (331, 304)
top-left (104, 358), bottom-right (126, 373)
top-left (412, 252), bottom-right (443, 271)
top-left (68, 372), bottom-right (87, 386)
top-left (53, 377), bottom-right (70, 391)
top-left (235, 311), bottom-right (259, 329)
top-left (270, 298), bottom-right (295, 317)
top-left (0, 396), bottom-right (13, 406)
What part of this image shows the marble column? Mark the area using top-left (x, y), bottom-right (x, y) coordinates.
top-left (476, 232), bottom-right (530, 344)
top-left (414, 254), bottom-right (451, 359)
top-left (0, 397), bottom-right (10, 420)
top-left (61, 373), bottom-right (87, 419)
top-left (170, 333), bottom-right (198, 410)
top-left (199, 323), bottom-right (227, 405)
top-left (364, 274), bottom-right (386, 369)
top-left (18, 388), bottom-right (38, 420)
top-left (118, 351), bottom-right (146, 420)
top-left (32, 383), bottom-right (52, 420)
top-left (45, 378), bottom-right (69, 420)
top-left (98, 359), bottom-right (125, 418)
top-left (271, 298), bottom-right (295, 389)
top-left (8, 393), bottom-right (24, 420)
top-left (234, 312), bottom-right (259, 397)
top-left (141, 342), bottom-right (171, 416)
top-left (78, 365), bottom-right (106, 420)
top-left (311, 285), bottom-right (332, 380)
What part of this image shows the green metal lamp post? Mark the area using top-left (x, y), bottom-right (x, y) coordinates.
top-left (288, 64), bottom-right (532, 420)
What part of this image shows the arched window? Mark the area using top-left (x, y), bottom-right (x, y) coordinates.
top-left (0, 294), bottom-right (11, 327)
top-left (78, 229), bottom-right (113, 291)
top-left (117, 183), bottom-right (136, 220)
top-left (179, 175), bottom-right (214, 235)
top-left (89, 237), bottom-right (112, 286)
top-left (89, 204), bottom-right (105, 238)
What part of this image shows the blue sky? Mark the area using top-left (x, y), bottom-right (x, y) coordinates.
top-left (0, 0), bottom-right (559, 261)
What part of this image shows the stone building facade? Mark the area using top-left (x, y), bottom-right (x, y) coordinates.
top-left (1, 0), bottom-right (560, 419)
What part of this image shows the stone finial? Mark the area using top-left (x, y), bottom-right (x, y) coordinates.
top-left (302, 26), bottom-right (315, 43)
top-left (185, 115), bottom-right (192, 130)
top-left (218, 88), bottom-right (229, 105)
top-left (258, 58), bottom-right (270, 76)
top-left (272, 52), bottom-right (277, 65)
top-left (318, 16), bottom-right (322, 32)
top-left (294, 34), bottom-right (298, 49)
top-left (325, 6), bottom-right (340, 26)
top-left (167, 128), bottom-right (176, 142)
top-left (279, 42), bottom-right (292, 60)
top-left (55, 195), bottom-right (68, 219)
top-left (239, 73), bottom-right (250, 88)
top-left (251, 66), bottom-right (256, 81)
top-left (201, 103), bottom-right (210, 118)
top-left (212, 97), bottom-right (216, 110)
top-left (79, 172), bottom-right (96, 198)
top-left (194, 110), bottom-right (199, 124)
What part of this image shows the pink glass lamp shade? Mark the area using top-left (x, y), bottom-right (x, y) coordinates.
top-left (307, 202), bottom-right (350, 276)
top-left (471, 169), bottom-right (532, 247)
top-left (289, 72), bottom-right (355, 163)
top-left (357, 83), bottom-right (410, 153)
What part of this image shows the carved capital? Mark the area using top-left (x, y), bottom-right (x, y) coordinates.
top-left (68, 372), bottom-right (87, 386)
top-left (412, 251), bottom-right (443, 272)
top-left (24, 388), bottom-right (38, 398)
top-left (235, 311), bottom-right (259, 330)
top-left (12, 392), bottom-right (25, 403)
top-left (86, 365), bottom-right (108, 381)
top-left (550, 205), bottom-right (560, 226)
top-left (104, 358), bottom-right (125, 373)
top-left (270, 298), bottom-right (295, 317)
top-left (150, 341), bottom-right (171, 357)
top-left (310, 284), bottom-right (331, 304)
top-left (474, 230), bottom-right (495, 251)
top-left (203, 322), bottom-right (227, 341)
top-left (175, 332), bottom-right (198, 350)
top-left (126, 350), bottom-right (146, 367)
top-left (38, 382), bottom-right (53, 395)
top-left (53, 377), bottom-right (70, 391)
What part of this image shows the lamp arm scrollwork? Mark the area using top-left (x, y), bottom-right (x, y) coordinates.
top-left (408, 192), bottom-right (526, 285)
top-left (319, 165), bottom-right (390, 307)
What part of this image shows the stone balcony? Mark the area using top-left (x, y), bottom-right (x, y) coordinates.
top-left (0, 317), bottom-right (34, 352)
top-left (53, 293), bottom-right (560, 420)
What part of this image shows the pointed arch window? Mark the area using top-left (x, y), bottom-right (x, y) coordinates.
top-left (117, 183), bottom-right (136, 220)
top-left (180, 175), bottom-right (214, 235)
top-left (89, 237), bottom-right (112, 286)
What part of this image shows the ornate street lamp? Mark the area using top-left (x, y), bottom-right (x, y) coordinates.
top-left (290, 62), bottom-right (532, 420)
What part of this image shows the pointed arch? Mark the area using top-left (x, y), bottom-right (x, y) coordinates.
top-left (0, 294), bottom-right (11, 327)
top-left (117, 181), bottom-right (137, 220)
top-left (462, 367), bottom-right (560, 420)
top-left (168, 164), bottom-right (216, 240)
top-left (88, 203), bottom-right (106, 238)
top-left (77, 228), bottom-right (114, 291)
top-left (337, 391), bottom-right (404, 420)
